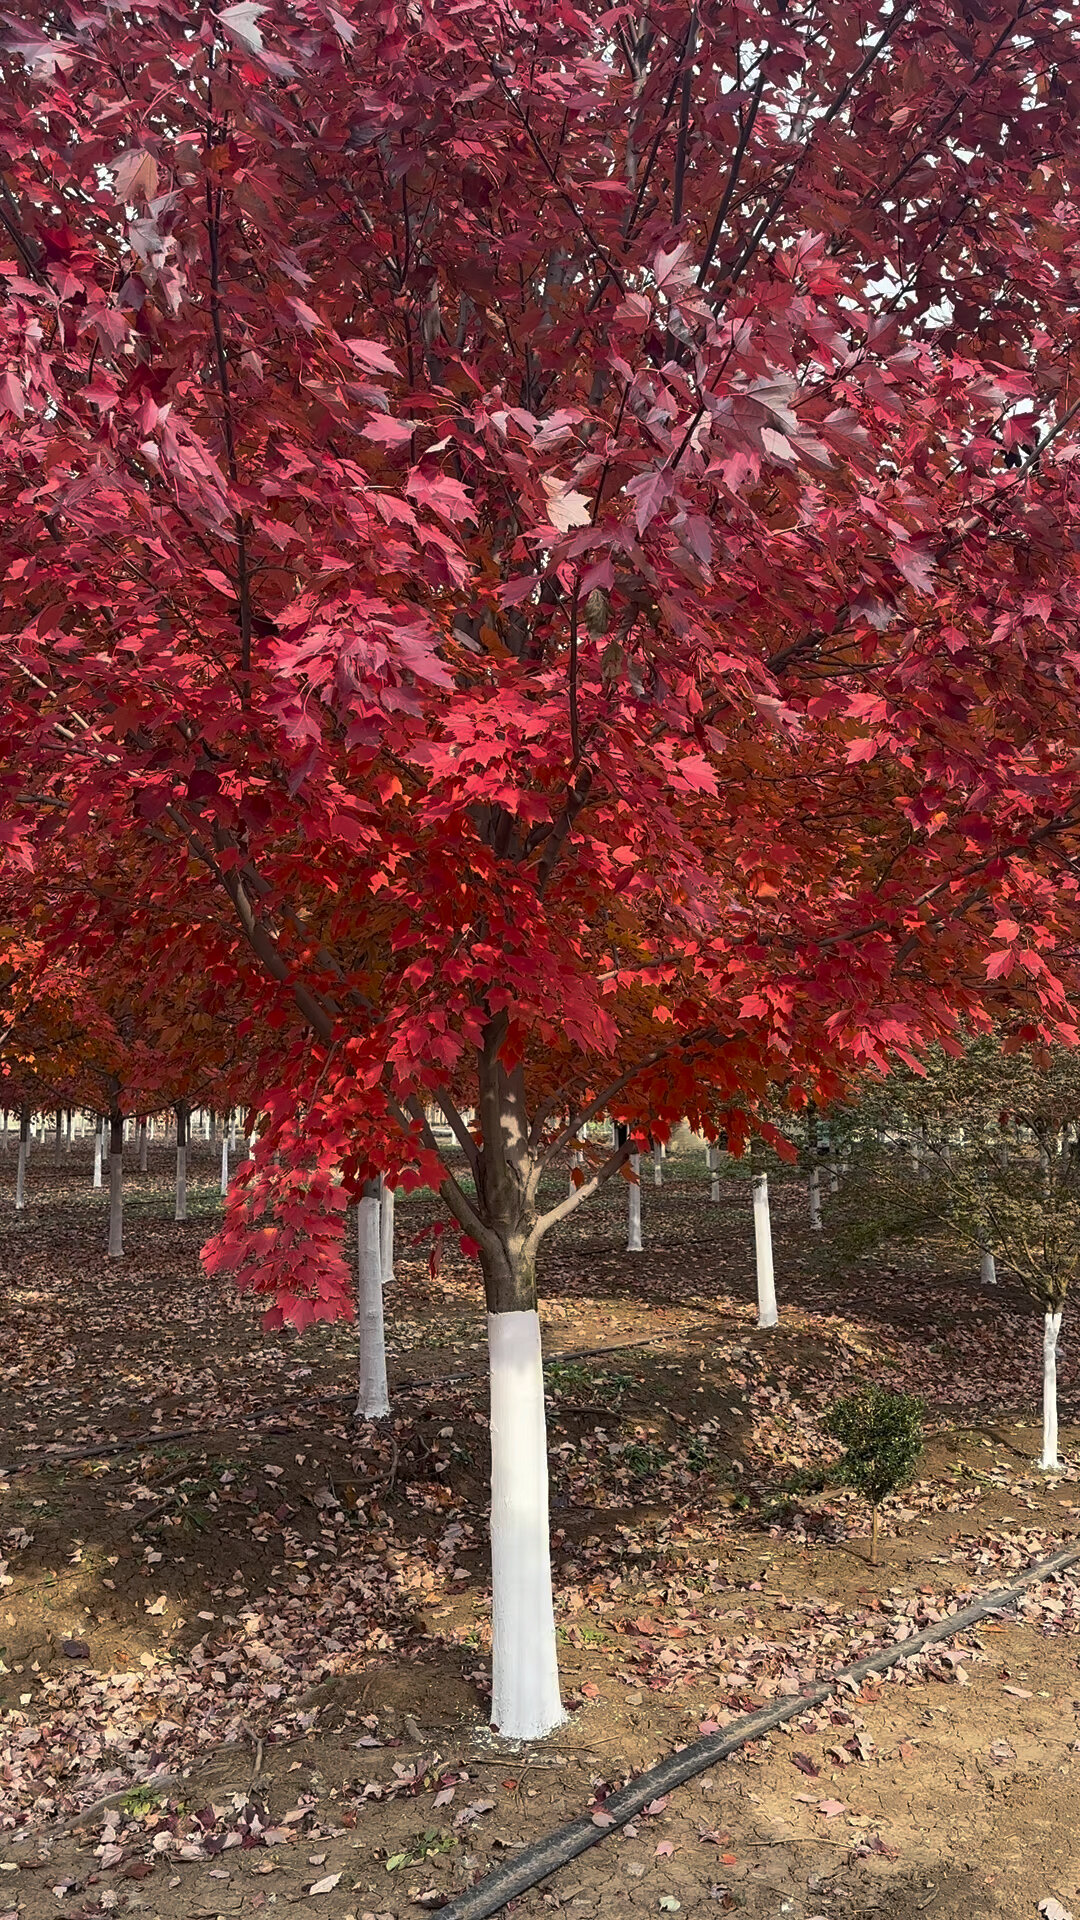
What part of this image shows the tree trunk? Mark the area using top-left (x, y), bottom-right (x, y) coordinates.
top-left (356, 1182), bottom-right (390, 1420)
top-left (220, 1126), bottom-right (229, 1194)
top-left (828, 1142), bottom-right (839, 1194)
top-left (93, 1118), bottom-right (103, 1189)
top-left (870, 1504), bottom-right (880, 1566)
top-left (379, 1174), bottom-right (395, 1285)
top-left (108, 1110), bottom-right (124, 1259)
top-left (1041, 1308), bottom-right (1063, 1470)
top-left (138, 1119), bottom-right (148, 1173)
top-left (15, 1108), bottom-right (29, 1211)
top-left (808, 1163), bottom-right (823, 1230)
top-left (981, 1249), bottom-right (997, 1287)
top-left (229, 1112), bottom-right (238, 1152)
top-left (653, 1140), bottom-right (663, 1188)
top-left (175, 1103), bottom-right (188, 1222)
top-left (626, 1152), bottom-right (643, 1251)
top-left (709, 1143), bottom-right (721, 1202)
top-left (208, 1108), bottom-right (217, 1148)
top-left (53, 1110), bottom-right (63, 1166)
top-left (910, 1135), bottom-right (920, 1175)
top-left (752, 1172), bottom-right (778, 1328)
top-left (484, 1249), bottom-right (564, 1739)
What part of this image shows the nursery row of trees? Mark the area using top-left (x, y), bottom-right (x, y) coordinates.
top-left (1, 0), bottom-right (1080, 1736)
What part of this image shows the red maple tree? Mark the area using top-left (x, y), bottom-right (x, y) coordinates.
top-left (3, 0), bottom-right (1080, 1732)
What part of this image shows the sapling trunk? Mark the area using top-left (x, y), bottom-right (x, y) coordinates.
top-left (808, 1163), bottom-right (823, 1230)
top-left (829, 1146), bottom-right (839, 1195)
top-left (107, 1110), bottom-right (124, 1259)
top-left (138, 1119), bottom-right (148, 1173)
top-left (870, 1504), bottom-right (880, 1566)
top-left (1, 1111), bottom-right (6, 1152)
top-left (175, 1103), bottom-right (188, 1222)
top-left (1041, 1309), bottom-right (1063, 1470)
top-left (65, 1108), bottom-right (73, 1153)
top-left (627, 1152), bottom-right (643, 1251)
top-left (379, 1175), bottom-right (395, 1284)
top-left (220, 1125), bottom-right (229, 1194)
top-left (653, 1140), bottom-right (663, 1187)
top-left (753, 1172), bottom-right (778, 1328)
top-left (981, 1249), bottom-right (997, 1287)
top-left (93, 1118), bottom-right (103, 1189)
top-left (709, 1143), bottom-right (721, 1202)
top-left (485, 1293), bottom-right (565, 1739)
top-left (15, 1108), bottom-right (29, 1211)
top-left (229, 1112), bottom-right (238, 1152)
top-left (356, 1181), bottom-right (390, 1420)
top-left (53, 1110), bottom-right (62, 1166)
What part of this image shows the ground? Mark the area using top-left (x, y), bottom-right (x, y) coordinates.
top-left (0, 1137), bottom-right (1079, 1920)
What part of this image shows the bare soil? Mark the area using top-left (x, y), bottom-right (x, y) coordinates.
top-left (0, 1141), bottom-right (1077, 1918)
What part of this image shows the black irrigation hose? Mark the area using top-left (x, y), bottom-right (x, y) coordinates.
top-left (441, 1539), bottom-right (1080, 1920)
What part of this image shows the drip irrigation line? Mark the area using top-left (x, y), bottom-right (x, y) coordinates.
top-left (440, 1538), bottom-right (1080, 1920)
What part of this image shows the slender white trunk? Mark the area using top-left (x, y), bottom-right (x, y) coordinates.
top-left (356, 1186), bottom-right (390, 1419)
top-left (229, 1113), bottom-right (238, 1151)
top-left (53, 1113), bottom-right (63, 1166)
top-left (488, 1308), bottom-right (565, 1739)
top-left (653, 1141), bottom-right (663, 1187)
top-left (808, 1164), bottom-right (823, 1230)
top-left (981, 1249), bottom-right (997, 1287)
top-left (828, 1147), bottom-right (839, 1195)
top-left (1, 1112), bottom-right (6, 1153)
top-left (379, 1177), bottom-right (395, 1285)
top-left (1041, 1309), bottom-right (1063, 1469)
top-left (175, 1145), bottom-right (187, 1221)
top-left (108, 1154), bottom-right (124, 1258)
top-left (137, 1120), bottom-right (148, 1173)
top-left (220, 1130), bottom-right (229, 1194)
top-left (626, 1152), bottom-right (643, 1251)
top-left (709, 1144), bottom-right (721, 1202)
top-left (753, 1173), bottom-right (778, 1328)
top-left (15, 1141), bottom-right (27, 1211)
top-left (93, 1123), bottom-right (103, 1190)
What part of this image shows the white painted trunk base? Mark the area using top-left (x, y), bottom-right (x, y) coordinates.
top-left (627, 1153), bottom-right (643, 1251)
top-left (981, 1250), bottom-right (997, 1287)
top-left (753, 1173), bottom-right (778, 1328)
top-left (220, 1133), bottom-right (229, 1195)
top-left (808, 1165), bottom-right (822, 1230)
top-left (15, 1141), bottom-right (26, 1211)
top-left (709, 1145), bottom-right (721, 1202)
top-left (488, 1309), bottom-right (565, 1739)
top-left (93, 1127), bottom-right (103, 1189)
top-left (138, 1121), bottom-right (148, 1173)
top-left (380, 1179), bottom-right (395, 1285)
top-left (356, 1193), bottom-right (390, 1420)
top-left (108, 1153), bottom-right (124, 1259)
top-left (175, 1144), bottom-right (188, 1223)
top-left (653, 1142), bottom-right (663, 1188)
top-left (828, 1154), bottom-right (839, 1196)
top-left (1041, 1309), bottom-right (1063, 1470)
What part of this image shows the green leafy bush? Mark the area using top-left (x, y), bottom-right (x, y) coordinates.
top-left (825, 1386), bottom-right (924, 1563)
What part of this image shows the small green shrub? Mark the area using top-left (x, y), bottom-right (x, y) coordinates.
top-left (825, 1386), bottom-right (924, 1563)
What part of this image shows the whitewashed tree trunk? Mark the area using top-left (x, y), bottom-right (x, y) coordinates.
top-left (828, 1144), bottom-right (839, 1195)
top-left (356, 1182), bottom-right (390, 1420)
top-left (808, 1163), bottom-right (823, 1230)
top-left (93, 1119), bottom-right (103, 1189)
top-left (175, 1104), bottom-right (188, 1223)
top-left (709, 1143), bottom-right (721, 1202)
top-left (53, 1110), bottom-right (63, 1166)
top-left (138, 1119), bottom-right (148, 1173)
top-left (488, 1308), bottom-right (565, 1739)
top-left (229, 1112), bottom-right (238, 1152)
top-left (626, 1152), bottom-right (643, 1251)
top-left (653, 1140), bottom-right (663, 1187)
top-left (753, 1172), bottom-right (778, 1328)
top-left (1041, 1309), bottom-right (1063, 1469)
top-left (220, 1128), bottom-right (229, 1195)
top-left (15, 1110), bottom-right (29, 1211)
top-left (379, 1176), bottom-right (395, 1285)
top-left (107, 1113), bottom-right (124, 1259)
top-left (981, 1249), bottom-right (997, 1287)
